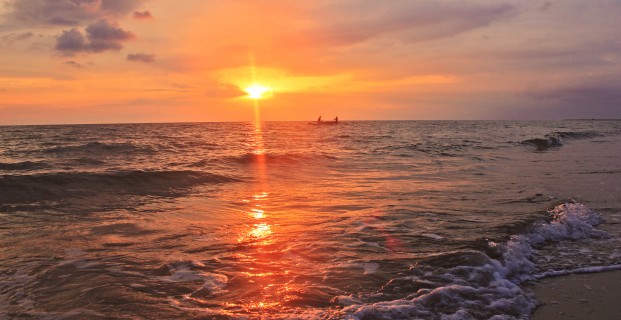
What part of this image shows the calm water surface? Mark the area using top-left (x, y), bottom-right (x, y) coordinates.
top-left (1, 121), bottom-right (620, 319)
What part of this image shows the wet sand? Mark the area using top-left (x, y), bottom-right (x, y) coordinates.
top-left (532, 270), bottom-right (621, 319)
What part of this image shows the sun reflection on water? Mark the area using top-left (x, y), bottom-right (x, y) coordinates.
top-left (238, 191), bottom-right (274, 245)
top-left (253, 192), bottom-right (269, 200)
top-left (251, 208), bottom-right (265, 219)
top-left (230, 84), bottom-right (298, 314)
top-left (249, 223), bottom-right (272, 239)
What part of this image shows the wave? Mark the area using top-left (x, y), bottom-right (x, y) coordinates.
top-left (340, 201), bottom-right (609, 319)
top-left (522, 130), bottom-right (603, 151)
top-left (372, 140), bottom-right (495, 158)
top-left (522, 135), bottom-right (564, 151)
top-left (0, 161), bottom-right (48, 171)
top-left (226, 152), bottom-right (336, 165)
top-left (555, 130), bottom-right (603, 140)
top-left (43, 142), bottom-right (155, 155)
top-left (68, 157), bottom-right (107, 165)
top-left (0, 170), bottom-right (239, 204)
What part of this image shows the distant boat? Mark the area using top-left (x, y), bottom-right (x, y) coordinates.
top-left (309, 116), bottom-right (339, 125)
top-left (308, 121), bottom-right (339, 125)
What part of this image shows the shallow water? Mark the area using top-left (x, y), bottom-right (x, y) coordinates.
top-left (1, 120), bottom-right (620, 319)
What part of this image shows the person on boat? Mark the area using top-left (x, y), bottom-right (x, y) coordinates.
top-left (317, 116), bottom-right (322, 122)
top-left (334, 116), bottom-right (338, 123)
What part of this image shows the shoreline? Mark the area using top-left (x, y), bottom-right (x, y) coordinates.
top-left (531, 270), bottom-right (621, 319)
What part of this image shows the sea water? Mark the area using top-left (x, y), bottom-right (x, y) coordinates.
top-left (1, 120), bottom-right (620, 319)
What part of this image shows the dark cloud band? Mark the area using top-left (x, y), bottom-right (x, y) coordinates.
top-left (4, 0), bottom-right (146, 56)
top-left (55, 19), bottom-right (134, 54)
top-left (5, 0), bottom-right (145, 26)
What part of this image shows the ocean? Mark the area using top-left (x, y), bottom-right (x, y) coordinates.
top-left (1, 120), bottom-right (620, 319)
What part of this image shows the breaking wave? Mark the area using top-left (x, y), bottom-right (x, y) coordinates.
top-left (340, 202), bottom-right (609, 319)
top-left (522, 130), bottom-right (603, 151)
top-left (522, 135), bottom-right (564, 151)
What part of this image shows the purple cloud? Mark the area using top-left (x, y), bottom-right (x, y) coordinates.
top-left (47, 17), bottom-right (80, 26)
top-left (5, 0), bottom-right (146, 56)
top-left (55, 20), bottom-right (134, 54)
top-left (55, 28), bottom-right (88, 53)
top-left (86, 19), bottom-right (134, 41)
top-left (5, 0), bottom-right (145, 26)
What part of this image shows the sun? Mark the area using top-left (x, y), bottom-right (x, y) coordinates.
top-left (244, 84), bottom-right (271, 99)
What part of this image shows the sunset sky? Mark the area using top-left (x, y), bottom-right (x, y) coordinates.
top-left (1, 0), bottom-right (620, 124)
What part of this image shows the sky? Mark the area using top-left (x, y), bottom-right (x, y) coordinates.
top-left (1, 0), bottom-right (620, 124)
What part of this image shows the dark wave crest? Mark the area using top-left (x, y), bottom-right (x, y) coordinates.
top-left (522, 136), bottom-right (564, 151)
top-left (226, 152), bottom-right (336, 165)
top-left (555, 130), bottom-right (603, 140)
top-left (522, 130), bottom-right (604, 151)
top-left (43, 142), bottom-right (155, 155)
top-left (375, 143), bottom-right (467, 157)
top-left (0, 161), bottom-right (49, 171)
top-left (0, 170), bottom-right (239, 204)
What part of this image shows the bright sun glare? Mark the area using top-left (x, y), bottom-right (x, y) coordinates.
top-left (244, 84), bottom-right (271, 99)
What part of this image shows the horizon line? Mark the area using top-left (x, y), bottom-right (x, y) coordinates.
top-left (2, 118), bottom-right (620, 127)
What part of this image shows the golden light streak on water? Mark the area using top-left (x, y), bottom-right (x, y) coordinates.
top-left (251, 208), bottom-right (265, 219)
top-left (236, 59), bottom-right (288, 313)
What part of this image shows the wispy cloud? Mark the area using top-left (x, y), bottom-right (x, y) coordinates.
top-left (1, 31), bottom-right (34, 43)
top-left (127, 53), bottom-right (156, 63)
top-left (63, 60), bottom-right (85, 68)
top-left (283, 1), bottom-right (516, 48)
top-left (133, 10), bottom-right (153, 19)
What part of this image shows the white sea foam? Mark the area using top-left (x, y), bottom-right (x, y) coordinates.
top-left (496, 201), bottom-right (608, 282)
top-left (342, 201), bottom-right (613, 319)
top-left (363, 263), bottom-right (380, 275)
top-left (159, 260), bottom-right (228, 294)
